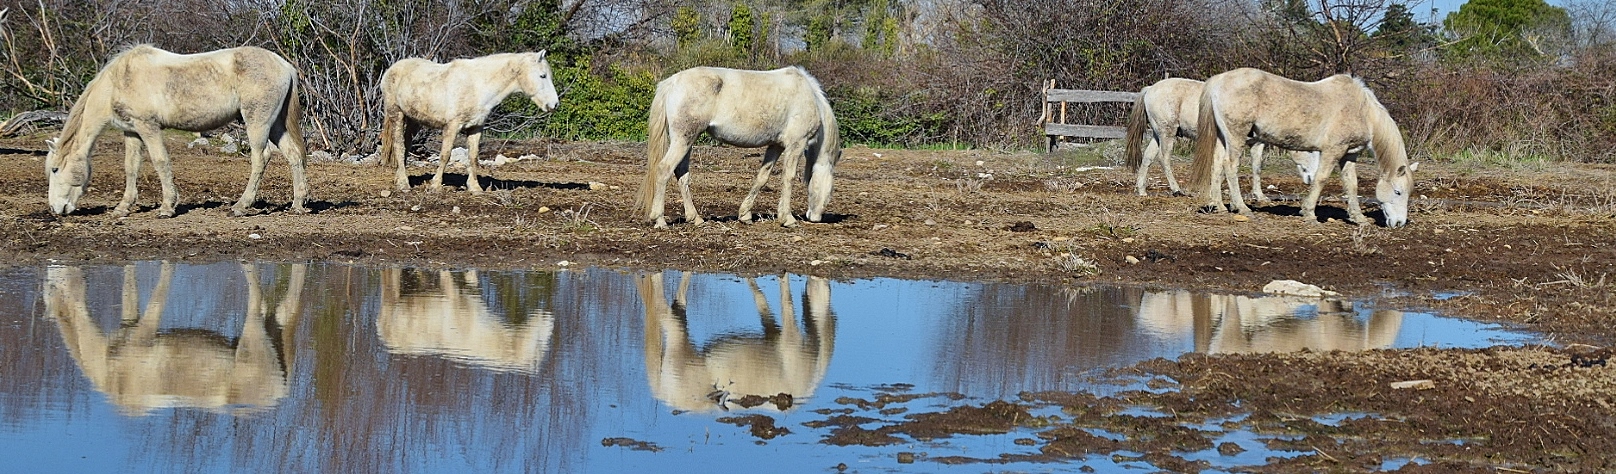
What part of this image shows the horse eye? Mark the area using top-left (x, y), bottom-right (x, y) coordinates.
top-left (49, 167), bottom-right (58, 174)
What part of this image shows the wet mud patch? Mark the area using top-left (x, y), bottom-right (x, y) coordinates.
top-left (600, 437), bottom-right (664, 452)
top-left (716, 414), bottom-right (792, 440)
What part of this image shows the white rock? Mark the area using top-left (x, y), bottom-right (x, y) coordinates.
top-left (1125, 255), bottom-right (1140, 264)
top-left (1262, 279), bottom-right (1339, 298)
top-left (220, 133), bottom-right (236, 144)
top-left (248, 233), bottom-right (262, 240)
top-left (220, 143), bottom-right (239, 155)
top-left (519, 154), bottom-right (540, 161)
top-left (309, 150), bottom-right (335, 162)
top-left (494, 154), bottom-right (512, 166)
top-left (449, 147), bottom-right (469, 163)
top-left (187, 137), bottom-right (209, 149)
top-left (588, 181), bottom-right (607, 190)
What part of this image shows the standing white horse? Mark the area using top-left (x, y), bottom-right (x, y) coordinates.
top-left (45, 44), bottom-right (308, 217)
top-left (1124, 77), bottom-right (1321, 200)
top-left (378, 51), bottom-right (560, 194)
top-left (637, 66), bottom-right (841, 228)
top-left (1189, 68), bottom-right (1417, 227)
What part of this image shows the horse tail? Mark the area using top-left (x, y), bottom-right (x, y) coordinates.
top-left (281, 73), bottom-right (306, 159)
top-left (1124, 91), bottom-right (1148, 172)
top-left (378, 111), bottom-right (398, 168)
top-left (636, 86), bottom-right (671, 219)
top-left (1187, 83), bottom-right (1221, 190)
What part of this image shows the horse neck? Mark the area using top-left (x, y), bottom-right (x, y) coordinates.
top-left (57, 79), bottom-right (114, 159)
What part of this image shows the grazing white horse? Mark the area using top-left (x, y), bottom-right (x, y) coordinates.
top-left (638, 272), bottom-right (834, 412)
top-left (45, 44), bottom-right (308, 217)
top-left (637, 66), bottom-right (841, 228)
top-left (43, 262), bottom-right (306, 416)
top-left (378, 51), bottom-right (560, 194)
top-left (1189, 68), bottom-right (1418, 227)
top-left (1124, 77), bottom-right (1321, 199)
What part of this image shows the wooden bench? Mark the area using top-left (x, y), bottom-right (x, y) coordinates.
top-left (1041, 80), bottom-right (1139, 152)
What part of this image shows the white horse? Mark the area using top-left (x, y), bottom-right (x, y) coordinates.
top-left (1134, 290), bottom-right (1402, 354)
top-left (43, 262), bottom-right (306, 416)
top-left (1189, 68), bottom-right (1418, 227)
top-left (45, 44), bottom-right (308, 217)
top-left (638, 272), bottom-right (834, 412)
top-left (637, 66), bottom-right (841, 228)
top-left (378, 51), bottom-right (560, 194)
top-left (1124, 77), bottom-right (1321, 200)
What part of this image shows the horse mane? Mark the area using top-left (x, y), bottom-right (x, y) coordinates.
top-left (1359, 80), bottom-right (1408, 173)
top-left (1186, 83), bottom-right (1221, 190)
top-left (798, 67), bottom-right (841, 165)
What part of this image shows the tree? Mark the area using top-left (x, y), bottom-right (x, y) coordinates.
top-left (1443, 0), bottom-right (1572, 62)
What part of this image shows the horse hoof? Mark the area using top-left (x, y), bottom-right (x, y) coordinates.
top-left (110, 208), bottom-right (131, 218)
top-left (1197, 205), bottom-right (1223, 214)
top-left (780, 219), bottom-right (800, 228)
top-left (291, 206), bottom-right (311, 215)
top-left (157, 211), bottom-right (175, 219)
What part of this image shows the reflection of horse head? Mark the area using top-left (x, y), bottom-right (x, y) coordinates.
top-left (42, 262), bottom-right (305, 416)
top-left (1135, 290), bottom-right (1402, 354)
top-left (638, 272), bottom-right (834, 412)
top-left (375, 268), bottom-right (555, 374)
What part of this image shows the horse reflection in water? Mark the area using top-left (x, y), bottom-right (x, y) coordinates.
top-left (638, 272), bottom-right (834, 412)
top-left (376, 268), bottom-right (555, 374)
top-left (42, 262), bottom-right (306, 416)
top-left (1136, 290), bottom-right (1403, 353)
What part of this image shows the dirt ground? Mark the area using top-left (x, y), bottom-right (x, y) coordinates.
top-left (4, 131), bottom-right (1615, 471)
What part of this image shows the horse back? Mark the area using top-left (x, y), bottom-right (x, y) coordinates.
top-left (106, 45), bottom-right (294, 131)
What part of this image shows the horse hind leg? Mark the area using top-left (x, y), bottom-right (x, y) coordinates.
top-left (1249, 142), bottom-right (1270, 205)
top-left (113, 133), bottom-right (144, 217)
top-left (464, 127), bottom-right (485, 195)
top-left (1134, 133), bottom-right (1160, 196)
top-left (739, 145), bottom-right (783, 224)
top-left (1157, 134), bottom-right (1181, 195)
top-left (674, 153), bottom-right (703, 226)
top-left (275, 126), bottom-right (310, 214)
top-left (1222, 142), bottom-right (1253, 216)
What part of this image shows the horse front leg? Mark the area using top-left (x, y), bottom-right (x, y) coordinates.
top-left (135, 125), bottom-right (179, 218)
top-left (1340, 159), bottom-right (1367, 225)
top-left (739, 145), bottom-right (783, 224)
top-left (774, 143), bottom-right (804, 227)
top-left (113, 133), bottom-right (144, 217)
top-left (674, 155), bottom-right (703, 226)
top-left (1300, 151), bottom-right (1343, 224)
top-left (430, 123), bottom-right (461, 191)
top-left (233, 126), bottom-right (274, 216)
top-left (464, 127), bottom-right (485, 195)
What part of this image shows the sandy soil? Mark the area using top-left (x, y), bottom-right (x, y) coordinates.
top-left (4, 131), bottom-right (1615, 470)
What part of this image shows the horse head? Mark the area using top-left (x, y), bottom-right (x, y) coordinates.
top-left (45, 137), bottom-right (88, 215)
top-left (1375, 161), bottom-right (1418, 228)
top-left (519, 51), bottom-right (560, 112)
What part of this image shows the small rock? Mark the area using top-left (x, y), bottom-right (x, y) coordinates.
top-left (537, 206), bottom-right (551, 213)
top-left (557, 260), bottom-right (571, 267)
top-left (219, 133), bottom-right (236, 144)
top-left (588, 181), bottom-right (607, 190)
top-left (518, 154), bottom-right (540, 161)
top-left (248, 233), bottom-right (262, 240)
top-left (974, 160), bottom-right (985, 166)
top-left (792, 236), bottom-right (804, 242)
top-left (410, 205), bottom-right (422, 212)
top-left (309, 150), bottom-right (336, 162)
top-left (449, 147), bottom-right (470, 164)
top-left (1218, 442), bottom-right (1246, 456)
top-left (1232, 214), bottom-right (1250, 222)
top-left (897, 452), bottom-right (917, 464)
top-left (1262, 279), bottom-right (1339, 298)
top-left (451, 206), bottom-right (461, 214)
top-left (398, 226), bottom-right (414, 231)
top-left (380, 190), bottom-right (392, 198)
top-left (220, 143), bottom-right (239, 154)
top-left (1120, 237), bottom-right (1135, 243)
top-left (1390, 379), bottom-right (1435, 390)
top-left (810, 260), bottom-right (824, 266)
top-left (1125, 255), bottom-right (1140, 265)
top-left (494, 154), bottom-right (512, 165)
top-left (357, 153), bottom-right (380, 164)
top-left (924, 219), bottom-right (936, 226)
top-left (187, 137), bottom-right (209, 149)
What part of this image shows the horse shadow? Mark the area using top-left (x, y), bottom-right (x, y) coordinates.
top-left (698, 212), bottom-right (856, 225)
top-left (1254, 203), bottom-right (1388, 227)
top-left (407, 172), bottom-right (592, 191)
top-left (0, 147), bottom-right (46, 156)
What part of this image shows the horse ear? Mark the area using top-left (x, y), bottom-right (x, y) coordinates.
top-left (1408, 162), bottom-right (1419, 173)
top-left (535, 50), bottom-right (547, 60)
top-left (45, 138), bottom-right (57, 152)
